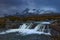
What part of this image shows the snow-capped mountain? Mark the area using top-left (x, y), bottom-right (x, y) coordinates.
top-left (4, 8), bottom-right (60, 17)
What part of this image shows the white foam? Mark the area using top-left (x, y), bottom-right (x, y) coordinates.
top-left (0, 29), bottom-right (51, 36)
top-left (0, 22), bottom-right (51, 36)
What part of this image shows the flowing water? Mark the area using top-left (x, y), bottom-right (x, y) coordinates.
top-left (0, 21), bottom-right (51, 36)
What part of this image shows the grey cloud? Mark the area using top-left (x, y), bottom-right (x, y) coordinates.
top-left (0, 0), bottom-right (60, 16)
top-left (0, 0), bottom-right (28, 15)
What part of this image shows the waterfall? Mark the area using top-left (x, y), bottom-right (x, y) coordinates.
top-left (47, 25), bottom-right (51, 33)
top-left (34, 24), bottom-right (43, 31)
top-left (0, 22), bottom-right (51, 36)
top-left (19, 23), bottom-right (28, 29)
top-left (26, 23), bottom-right (33, 29)
top-left (19, 23), bottom-right (33, 29)
top-left (42, 25), bottom-right (46, 32)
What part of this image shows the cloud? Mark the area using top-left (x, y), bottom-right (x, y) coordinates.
top-left (40, 6), bottom-right (57, 12)
top-left (0, 0), bottom-right (28, 15)
top-left (0, 0), bottom-right (60, 16)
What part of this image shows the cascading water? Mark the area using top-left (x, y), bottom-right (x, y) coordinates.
top-left (0, 22), bottom-right (51, 36)
top-left (42, 25), bottom-right (46, 32)
top-left (47, 25), bottom-right (51, 34)
top-left (19, 23), bottom-right (28, 29)
top-left (26, 23), bottom-right (33, 29)
top-left (34, 24), bottom-right (43, 31)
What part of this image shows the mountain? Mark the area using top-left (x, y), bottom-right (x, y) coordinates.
top-left (2, 8), bottom-right (60, 17)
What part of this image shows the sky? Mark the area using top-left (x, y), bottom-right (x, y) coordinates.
top-left (0, 0), bottom-right (60, 16)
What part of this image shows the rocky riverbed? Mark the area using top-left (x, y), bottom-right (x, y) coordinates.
top-left (0, 32), bottom-right (51, 40)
